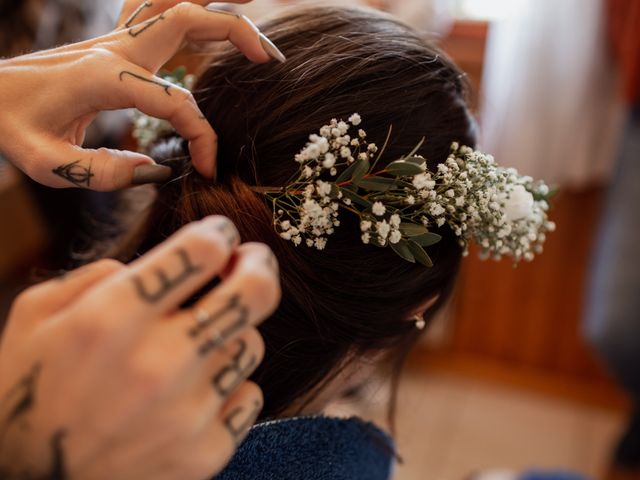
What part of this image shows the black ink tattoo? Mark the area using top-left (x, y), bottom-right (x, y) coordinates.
top-left (52, 160), bottom-right (94, 187)
top-left (124, 1), bottom-right (153, 29)
top-left (0, 363), bottom-right (41, 446)
top-left (223, 400), bottom-right (262, 446)
top-left (132, 248), bottom-right (203, 304)
top-left (211, 339), bottom-right (257, 397)
top-left (49, 429), bottom-right (68, 480)
top-left (128, 11), bottom-right (166, 37)
top-left (188, 294), bottom-right (249, 343)
top-left (119, 71), bottom-right (172, 96)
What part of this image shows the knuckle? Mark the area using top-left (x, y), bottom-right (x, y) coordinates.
top-left (90, 258), bottom-right (126, 276)
top-left (85, 47), bottom-right (118, 67)
top-left (64, 313), bottom-right (116, 348)
top-left (170, 2), bottom-right (197, 23)
top-left (179, 222), bottom-right (230, 260)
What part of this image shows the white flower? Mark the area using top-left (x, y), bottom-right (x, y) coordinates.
top-left (281, 220), bottom-right (291, 230)
top-left (372, 202), bottom-right (386, 216)
top-left (359, 129), bottom-right (367, 139)
top-left (503, 185), bottom-right (534, 222)
top-left (315, 238), bottom-right (327, 250)
top-left (303, 166), bottom-right (313, 178)
top-left (316, 181), bottom-right (332, 197)
top-left (358, 152), bottom-right (368, 161)
top-left (390, 214), bottom-right (401, 228)
top-left (330, 167), bottom-right (337, 176)
top-left (340, 146), bottom-right (351, 159)
top-left (376, 221), bottom-right (391, 240)
top-left (337, 121), bottom-right (349, 135)
top-left (368, 144), bottom-right (378, 153)
top-left (429, 204), bottom-right (445, 216)
top-left (406, 195), bottom-right (415, 205)
top-left (389, 230), bottom-right (402, 244)
top-left (292, 235), bottom-right (302, 246)
top-left (343, 198), bottom-right (352, 205)
top-left (280, 231), bottom-right (292, 240)
top-left (349, 113), bottom-right (362, 126)
top-left (361, 233), bottom-right (371, 244)
top-left (360, 220), bottom-right (372, 232)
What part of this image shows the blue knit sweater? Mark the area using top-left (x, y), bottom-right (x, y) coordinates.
top-left (215, 416), bottom-right (395, 480)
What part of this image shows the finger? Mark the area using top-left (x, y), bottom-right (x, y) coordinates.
top-left (183, 243), bottom-right (281, 343)
top-left (118, 0), bottom-right (253, 28)
top-left (39, 143), bottom-right (168, 191)
top-left (8, 260), bottom-right (124, 331)
top-left (112, 66), bottom-right (217, 178)
top-left (218, 380), bottom-right (263, 446)
top-left (207, 328), bottom-right (265, 400)
top-left (76, 216), bottom-right (241, 324)
top-left (111, 3), bottom-right (281, 73)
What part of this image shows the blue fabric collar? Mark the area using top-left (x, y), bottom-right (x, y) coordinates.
top-left (215, 416), bottom-right (395, 480)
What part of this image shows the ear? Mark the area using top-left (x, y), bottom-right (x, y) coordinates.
top-left (411, 294), bottom-right (440, 318)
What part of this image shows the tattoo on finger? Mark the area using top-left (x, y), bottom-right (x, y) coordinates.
top-left (189, 294), bottom-right (249, 346)
top-left (52, 160), bottom-right (94, 187)
top-left (119, 71), bottom-right (172, 96)
top-left (128, 11), bottom-right (165, 38)
top-left (123, 1), bottom-right (153, 29)
top-left (132, 248), bottom-right (203, 304)
top-left (211, 339), bottom-right (257, 398)
top-left (223, 399), bottom-right (262, 446)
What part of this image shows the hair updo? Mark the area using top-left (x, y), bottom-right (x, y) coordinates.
top-left (122, 6), bottom-right (476, 420)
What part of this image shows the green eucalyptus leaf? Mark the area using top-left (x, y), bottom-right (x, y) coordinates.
top-left (413, 232), bottom-right (442, 247)
top-left (402, 137), bottom-right (425, 160)
top-left (340, 188), bottom-right (371, 208)
top-left (351, 158), bottom-right (370, 182)
top-left (404, 156), bottom-right (427, 166)
top-left (408, 241), bottom-right (433, 267)
top-left (385, 161), bottom-right (426, 177)
top-left (391, 240), bottom-right (416, 263)
top-left (399, 223), bottom-right (429, 236)
top-left (336, 161), bottom-right (361, 184)
top-left (354, 177), bottom-right (396, 192)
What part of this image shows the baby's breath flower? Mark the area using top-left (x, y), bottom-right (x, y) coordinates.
top-left (349, 113), bottom-right (362, 125)
top-left (372, 202), bottom-right (386, 216)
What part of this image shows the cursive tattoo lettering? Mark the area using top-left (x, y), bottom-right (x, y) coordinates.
top-left (132, 248), bottom-right (202, 304)
top-left (211, 339), bottom-right (257, 397)
top-left (119, 71), bottom-right (172, 96)
top-left (52, 160), bottom-right (94, 187)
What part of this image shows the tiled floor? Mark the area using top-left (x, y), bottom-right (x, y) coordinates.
top-left (331, 371), bottom-right (625, 479)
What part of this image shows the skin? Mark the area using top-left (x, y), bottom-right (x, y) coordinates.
top-left (0, 0), bottom-right (279, 190)
top-left (0, 215), bottom-right (281, 480)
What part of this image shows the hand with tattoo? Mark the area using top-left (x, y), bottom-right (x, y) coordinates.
top-left (0, 1), bottom-right (285, 191)
top-left (0, 215), bottom-right (281, 480)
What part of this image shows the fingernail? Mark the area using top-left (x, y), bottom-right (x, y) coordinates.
top-left (259, 33), bottom-right (286, 63)
top-left (132, 164), bottom-right (172, 185)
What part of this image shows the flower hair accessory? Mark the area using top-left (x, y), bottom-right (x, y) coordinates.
top-left (255, 114), bottom-right (555, 267)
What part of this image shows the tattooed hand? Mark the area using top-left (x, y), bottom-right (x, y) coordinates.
top-left (0, 216), bottom-right (281, 480)
top-left (0, 1), bottom-right (285, 191)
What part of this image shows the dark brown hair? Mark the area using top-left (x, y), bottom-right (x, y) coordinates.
top-left (124, 6), bottom-right (476, 420)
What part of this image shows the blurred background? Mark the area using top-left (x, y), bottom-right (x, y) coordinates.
top-left (1, 1), bottom-right (638, 479)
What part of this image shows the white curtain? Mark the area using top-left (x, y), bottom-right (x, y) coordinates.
top-left (480, 0), bottom-right (624, 187)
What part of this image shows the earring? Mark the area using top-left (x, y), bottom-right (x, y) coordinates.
top-left (413, 314), bottom-right (426, 330)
